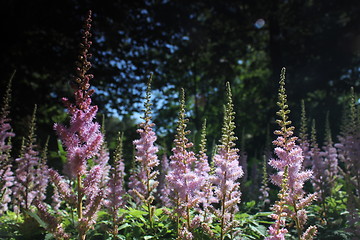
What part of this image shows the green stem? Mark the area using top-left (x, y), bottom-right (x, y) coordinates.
top-left (220, 171), bottom-right (228, 240)
top-left (146, 168), bottom-right (153, 229)
top-left (293, 200), bottom-right (302, 240)
top-left (175, 193), bottom-right (180, 236)
top-left (186, 194), bottom-right (190, 230)
top-left (220, 194), bottom-right (226, 240)
top-left (77, 174), bottom-right (85, 240)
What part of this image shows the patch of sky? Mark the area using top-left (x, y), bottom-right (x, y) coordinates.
top-left (140, 9), bottom-right (148, 15)
top-left (212, 87), bottom-right (219, 93)
top-left (340, 67), bottom-right (360, 86)
top-left (189, 13), bottom-right (196, 19)
top-left (50, 92), bottom-right (57, 98)
top-left (110, 59), bottom-right (137, 71)
top-left (182, 36), bottom-right (190, 41)
top-left (165, 43), bottom-right (178, 54)
top-left (96, 35), bottom-right (105, 43)
top-left (151, 59), bottom-right (161, 65)
top-left (254, 19), bottom-right (265, 29)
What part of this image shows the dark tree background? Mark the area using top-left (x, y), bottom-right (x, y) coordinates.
top-left (1, 0), bottom-right (360, 169)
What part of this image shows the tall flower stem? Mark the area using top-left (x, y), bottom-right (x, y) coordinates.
top-left (293, 200), bottom-right (302, 240)
top-left (128, 74), bottom-right (159, 230)
top-left (46, 10), bottom-right (105, 240)
top-left (105, 132), bottom-right (126, 238)
top-left (212, 82), bottom-right (243, 240)
top-left (77, 173), bottom-right (85, 240)
top-left (267, 68), bottom-right (317, 240)
top-left (220, 185), bottom-right (226, 240)
top-left (166, 88), bottom-right (202, 239)
top-left (0, 70), bottom-right (16, 212)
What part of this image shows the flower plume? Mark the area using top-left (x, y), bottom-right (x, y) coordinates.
top-left (267, 68), bottom-right (317, 240)
top-left (13, 105), bottom-right (49, 213)
top-left (40, 11), bottom-right (105, 239)
top-left (166, 88), bottom-right (204, 239)
top-left (129, 74), bottom-right (159, 206)
top-left (105, 132), bottom-right (126, 236)
top-left (211, 82), bottom-right (243, 240)
top-left (0, 71), bottom-right (15, 214)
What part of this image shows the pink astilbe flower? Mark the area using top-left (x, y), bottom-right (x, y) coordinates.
top-left (211, 82), bottom-right (243, 240)
top-left (195, 120), bottom-right (214, 225)
top-left (179, 226), bottom-right (194, 240)
top-left (335, 88), bottom-right (360, 236)
top-left (39, 11), bottom-right (105, 240)
top-left (259, 156), bottom-right (271, 209)
top-left (298, 100), bottom-right (312, 169)
top-left (166, 89), bottom-right (204, 239)
top-left (13, 105), bottom-right (49, 213)
top-left (239, 131), bottom-right (248, 184)
top-left (266, 167), bottom-right (289, 240)
top-left (336, 88), bottom-right (360, 188)
top-left (36, 137), bottom-right (50, 203)
top-left (267, 68), bottom-right (317, 240)
top-left (0, 72), bottom-right (15, 214)
top-left (309, 120), bottom-right (325, 198)
top-left (319, 115), bottom-right (338, 193)
top-left (104, 132), bottom-right (127, 236)
top-left (310, 119), bottom-right (338, 205)
top-left (80, 165), bottom-right (104, 231)
top-left (54, 11), bottom-right (103, 179)
top-left (128, 76), bottom-right (159, 208)
top-left (157, 153), bottom-right (171, 206)
top-left (92, 118), bottom-right (111, 192)
top-left (34, 200), bottom-right (70, 240)
top-left (49, 169), bottom-right (76, 205)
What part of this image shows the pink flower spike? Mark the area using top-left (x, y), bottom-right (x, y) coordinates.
top-left (211, 82), bottom-right (243, 240)
top-left (0, 71), bottom-right (15, 215)
top-left (267, 68), bottom-right (316, 240)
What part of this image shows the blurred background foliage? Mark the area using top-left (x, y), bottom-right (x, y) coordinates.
top-left (0, 0), bottom-right (360, 172)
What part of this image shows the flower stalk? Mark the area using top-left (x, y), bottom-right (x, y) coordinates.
top-left (212, 82), bottom-right (243, 240)
top-left (267, 68), bottom-right (317, 240)
top-left (128, 74), bottom-right (159, 229)
top-left (0, 71), bottom-right (15, 215)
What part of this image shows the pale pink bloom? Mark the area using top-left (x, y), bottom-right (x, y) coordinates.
top-left (13, 106), bottom-right (49, 212)
top-left (0, 73), bottom-right (15, 214)
top-left (157, 154), bottom-right (171, 206)
top-left (267, 68), bottom-right (316, 239)
top-left (211, 82), bottom-right (243, 239)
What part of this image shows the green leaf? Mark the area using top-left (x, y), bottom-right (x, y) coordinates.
top-left (26, 210), bottom-right (48, 229)
top-left (237, 213), bottom-right (250, 219)
top-left (257, 220), bottom-right (274, 225)
top-left (249, 224), bottom-right (267, 237)
top-left (118, 223), bottom-right (131, 230)
top-left (333, 183), bottom-right (343, 192)
top-left (245, 200), bottom-right (256, 209)
top-left (45, 233), bottom-right (54, 240)
top-left (154, 208), bottom-right (163, 216)
top-left (128, 208), bottom-right (147, 218)
top-left (254, 212), bottom-right (272, 217)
